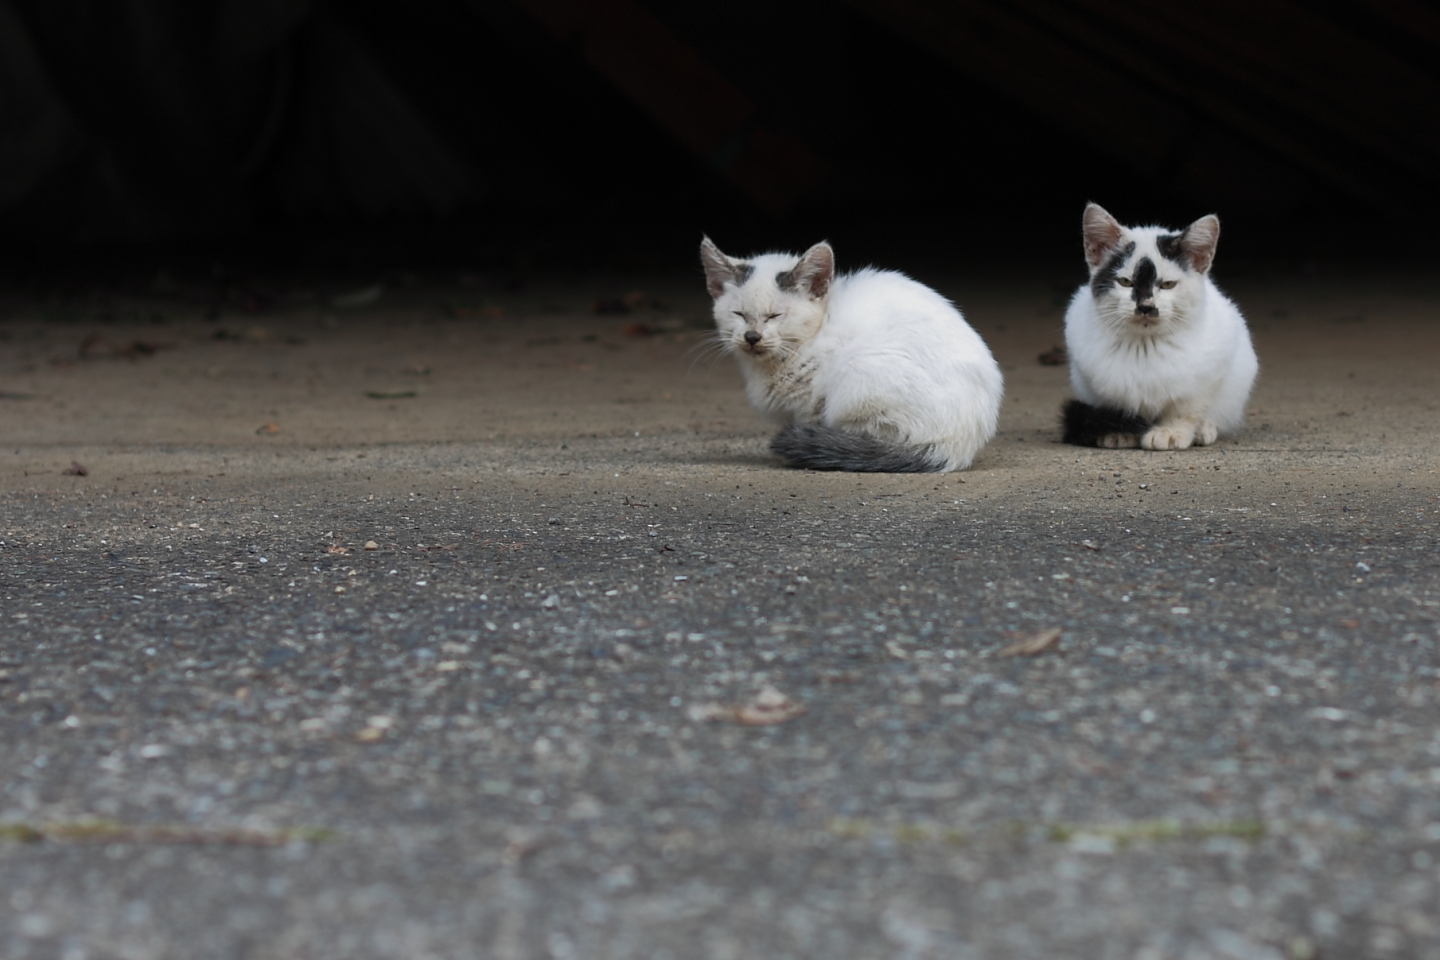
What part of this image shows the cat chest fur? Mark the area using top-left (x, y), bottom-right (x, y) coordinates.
top-left (740, 349), bottom-right (824, 422)
top-left (1073, 320), bottom-right (1210, 417)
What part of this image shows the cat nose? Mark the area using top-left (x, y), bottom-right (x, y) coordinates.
top-left (1136, 302), bottom-right (1158, 317)
top-left (744, 331), bottom-right (762, 345)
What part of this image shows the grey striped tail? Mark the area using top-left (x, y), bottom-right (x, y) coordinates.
top-left (770, 424), bottom-right (946, 473)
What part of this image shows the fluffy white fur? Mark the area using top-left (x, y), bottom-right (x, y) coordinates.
top-left (700, 237), bottom-right (1002, 471)
top-left (1064, 203), bottom-right (1258, 450)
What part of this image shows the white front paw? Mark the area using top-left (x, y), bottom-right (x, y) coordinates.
top-left (1194, 422), bottom-right (1219, 446)
top-left (1098, 432), bottom-right (1140, 449)
top-left (1142, 425), bottom-right (1195, 450)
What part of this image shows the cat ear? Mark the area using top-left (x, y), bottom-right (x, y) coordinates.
top-left (1178, 214), bottom-right (1220, 273)
top-left (1082, 203), bottom-right (1125, 269)
top-left (778, 241), bottom-right (834, 300)
top-left (700, 236), bottom-right (746, 299)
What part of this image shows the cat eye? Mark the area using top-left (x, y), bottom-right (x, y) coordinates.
top-left (764, 313), bottom-right (781, 321)
top-left (1159, 280), bottom-right (1178, 289)
top-left (1116, 277), bottom-right (1133, 287)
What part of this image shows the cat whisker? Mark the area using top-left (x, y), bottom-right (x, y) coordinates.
top-left (685, 335), bottom-right (737, 373)
top-left (683, 333), bottom-right (730, 358)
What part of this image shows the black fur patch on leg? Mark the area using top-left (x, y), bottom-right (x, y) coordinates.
top-left (770, 424), bottom-right (946, 473)
top-left (1061, 399), bottom-right (1151, 447)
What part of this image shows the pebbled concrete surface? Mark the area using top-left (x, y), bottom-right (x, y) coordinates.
top-left (2, 267), bottom-right (1438, 959)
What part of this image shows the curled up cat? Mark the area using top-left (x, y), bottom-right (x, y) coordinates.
top-left (699, 238), bottom-right (1003, 472)
top-left (1062, 203), bottom-right (1258, 450)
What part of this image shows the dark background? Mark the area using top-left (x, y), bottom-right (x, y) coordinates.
top-left (2, 0), bottom-right (1437, 277)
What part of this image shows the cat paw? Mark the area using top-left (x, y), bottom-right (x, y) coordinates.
top-left (1194, 422), bottom-right (1219, 446)
top-left (1097, 433), bottom-right (1140, 449)
top-left (1142, 426), bottom-right (1195, 450)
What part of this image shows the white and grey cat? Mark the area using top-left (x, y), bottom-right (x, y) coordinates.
top-left (1062, 203), bottom-right (1258, 450)
top-left (700, 237), bottom-right (1002, 472)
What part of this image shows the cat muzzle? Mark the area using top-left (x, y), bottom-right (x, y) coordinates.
top-left (744, 331), bottom-right (762, 346)
top-left (1134, 302), bottom-right (1159, 322)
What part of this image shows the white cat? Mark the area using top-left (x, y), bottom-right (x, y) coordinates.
top-left (1062, 203), bottom-right (1258, 450)
top-left (699, 237), bottom-right (1002, 472)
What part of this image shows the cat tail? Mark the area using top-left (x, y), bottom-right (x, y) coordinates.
top-left (1061, 399), bottom-right (1151, 447)
top-left (771, 424), bottom-right (947, 473)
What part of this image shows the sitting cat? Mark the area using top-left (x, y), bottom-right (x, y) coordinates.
top-left (1062, 203), bottom-right (1258, 450)
top-left (700, 237), bottom-right (1002, 472)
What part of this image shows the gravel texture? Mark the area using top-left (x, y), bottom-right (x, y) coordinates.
top-left (1, 268), bottom-right (1438, 959)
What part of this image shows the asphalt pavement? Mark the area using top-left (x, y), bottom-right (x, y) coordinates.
top-left (2, 267), bottom-right (1438, 959)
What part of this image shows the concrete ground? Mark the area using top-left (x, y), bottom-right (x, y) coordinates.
top-left (1, 264), bottom-right (1438, 959)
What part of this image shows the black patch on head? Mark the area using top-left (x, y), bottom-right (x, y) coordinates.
top-left (1061, 400), bottom-right (1151, 447)
top-left (732, 263), bottom-right (754, 287)
top-left (1089, 240), bottom-right (1136, 297)
top-left (1156, 233), bottom-right (1184, 265)
top-left (775, 267), bottom-right (797, 292)
top-left (1131, 256), bottom-right (1157, 312)
top-left (770, 424), bottom-right (945, 473)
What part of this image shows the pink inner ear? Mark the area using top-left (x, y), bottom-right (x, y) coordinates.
top-left (799, 244), bottom-right (833, 298)
top-left (700, 242), bottom-right (736, 298)
top-left (1181, 216), bottom-right (1220, 273)
top-left (1082, 206), bottom-right (1124, 267)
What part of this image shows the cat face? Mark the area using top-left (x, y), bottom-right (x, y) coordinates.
top-left (1081, 203), bottom-right (1220, 333)
top-left (700, 238), bottom-right (832, 360)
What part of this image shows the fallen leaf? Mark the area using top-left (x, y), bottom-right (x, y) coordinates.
top-left (325, 544), bottom-right (350, 555)
top-left (1339, 619), bottom-right (1360, 629)
top-left (621, 322), bottom-right (656, 337)
top-left (994, 627), bottom-right (1062, 658)
top-left (256, 422), bottom-right (280, 435)
top-left (1038, 345), bottom-right (1068, 366)
top-left (736, 686), bottom-right (806, 725)
top-left (79, 334), bottom-right (170, 360)
top-left (689, 685), bottom-right (805, 726)
top-left (501, 828), bottom-right (548, 867)
top-left (63, 461), bottom-right (88, 476)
